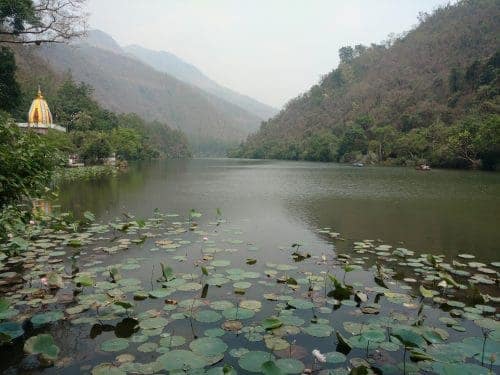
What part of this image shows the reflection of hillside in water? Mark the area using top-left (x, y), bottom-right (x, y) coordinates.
top-left (57, 159), bottom-right (500, 262)
top-left (289, 195), bottom-right (499, 261)
top-left (284, 166), bottom-right (500, 262)
top-left (56, 162), bottom-right (154, 219)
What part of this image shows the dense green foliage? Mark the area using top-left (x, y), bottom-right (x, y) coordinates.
top-left (0, 111), bottom-right (64, 241)
top-left (232, 0), bottom-right (500, 169)
top-left (0, 47), bottom-right (21, 112)
top-left (52, 165), bottom-right (117, 184)
top-left (47, 79), bottom-right (191, 162)
top-left (0, 112), bottom-right (63, 208)
top-left (0, 0), bottom-right (37, 36)
top-left (6, 74), bottom-right (191, 163)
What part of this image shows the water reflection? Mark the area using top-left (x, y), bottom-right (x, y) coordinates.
top-left (57, 159), bottom-right (500, 262)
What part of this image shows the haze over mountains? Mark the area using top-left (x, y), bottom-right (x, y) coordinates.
top-left (124, 44), bottom-right (277, 120)
top-left (35, 29), bottom-right (277, 147)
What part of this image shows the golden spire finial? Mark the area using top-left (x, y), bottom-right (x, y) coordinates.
top-left (37, 85), bottom-right (43, 98)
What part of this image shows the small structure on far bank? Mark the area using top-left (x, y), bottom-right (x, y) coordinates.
top-left (68, 154), bottom-right (84, 168)
top-left (103, 153), bottom-right (117, 166)
top-left (17, 87), bottom-right (66, 134)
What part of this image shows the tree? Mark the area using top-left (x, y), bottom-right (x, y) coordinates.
top-left (355, 115), bottom-right (374, 131)
top-left (354, 44), bottom-right (367, 57)
top-left (447, 128), bottom-right (478, 167)
top-left (0, 0), bottom-right (87, 44)
top-left (372, 125), bottom-right (398, 161)
top-left (110, 127), bottom-right (143, 160)
top-left (0, 111), bottom-right (63, 207)
top-left (448, 67), bottom-right (462, 93)
top-left (338, 46), bottom-right (354, 64)
top-left (395, 129), bottom-right (428, 162)
top-left (301, 132), bottom-right (338, 161)
top-left (337, 125), bottom-right (368, 158)
top-left (475, 114), bottom-right (500, 169)
top-left (0, 47), bottom-right (21, 111)
top-left (80, 132), bottom-right (112, 164)
top-left (52, 79), bottom-right (100, 130)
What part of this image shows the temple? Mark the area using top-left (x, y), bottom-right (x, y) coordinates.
top-left (17, 87), bottom-right (66, 134)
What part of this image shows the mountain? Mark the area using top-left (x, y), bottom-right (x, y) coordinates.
top-left (82, 29), bottom-right (123, 54)
top-left (124, 44), bottom-right (278, 120)
top-left (33, 30), bottom-right (263, 145)
top-left (232, 0), bottom-right (500, 169)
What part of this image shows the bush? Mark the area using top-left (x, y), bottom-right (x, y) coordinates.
top-left (0, 112), bottom-right (63, 208)
top-left (80, 132), bottom-right (112, 164)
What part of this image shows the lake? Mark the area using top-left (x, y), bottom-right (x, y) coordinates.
top-left (1, 159), bottom-right (499, 374)
top-left (58, 158), bottom-right (500, 262)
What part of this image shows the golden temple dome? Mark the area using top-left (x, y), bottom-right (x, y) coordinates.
top-left (28, 87), bottom-right (53, 126)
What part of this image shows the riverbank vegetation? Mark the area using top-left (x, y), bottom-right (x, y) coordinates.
top-left (231, 0), bottom-right (500, 170)
top-left (1, 0), bottom-right (190, 163)
top-left (6, 74), bottom-right (192, 163)
top-left (52, 165), bottom-right (118, 184)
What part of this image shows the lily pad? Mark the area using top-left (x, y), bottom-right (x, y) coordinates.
top-left (212, 260), bottom-right (231, 267)
top-left (262, 317), bottom-right (283, 330)
top-left (24, 334), bottom-right (60, 360)
top-left (275, 358), bottom-right (305, 374)
top-left (92, 363), bottom-right (126, 375)
top-left (31, 311), bottom-right (64, 327)
top-left (100, 338), bottom-right (129, 352)
top-left (458, 254), bottom-right (475, 259)
top-left (325, 351), bottom-right (347, 364)
top-left (261, 360), bottom-right (284, 375)
top-left (287, 299), bottom-right (314, 309)
top-left (149, 289), bottom-right (171, 298)
top-left (264, 335), bottom-right (289, 350)
top-left (239, 350), bottom-right (276, 372)
top-left (189, 337), bottom-right (228, 356)
top-left (157, 349), bottom-right (208, 371)
top-left (0, 321), bottom-right (24, 341)
top-left (222, 307), bottom-right (255, 320)
top-left (233, 281), bottom-right (252, 289)
top-left (159, 335), bottom-right (186, 347)
top-left (302, 324), bottom-right (333, 337)
top-left (194, 310), bottom-right (222, 323)
top-left (139, 317), bottom-right (168, 330)
top-left (392, 328), bottom-right (425, 348)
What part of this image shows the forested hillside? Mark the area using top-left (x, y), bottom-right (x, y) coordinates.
top-left (232, 0), bottom-right (500, 169)
top-left (33, 31), bottom-right (262, 147)
top-left (6, 46), bottom-right (190, 162)
top-left (124, 44), bottom-right (278, 120)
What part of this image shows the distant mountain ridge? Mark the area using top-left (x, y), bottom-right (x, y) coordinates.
top-left (124, 44), bottom-right (278, 120)
top-left (34, 30), bottom-right (267, 143)
top-left (80, 30), bottom-right (277, 120)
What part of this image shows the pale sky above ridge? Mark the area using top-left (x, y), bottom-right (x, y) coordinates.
top-left (87, 0), bottom-right (452, 108)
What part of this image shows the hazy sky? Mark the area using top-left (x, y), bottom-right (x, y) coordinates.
top-left (87, 0), bottom-right (451, 108)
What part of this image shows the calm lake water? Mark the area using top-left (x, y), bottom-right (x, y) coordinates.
top-left (59, 158), bottom-right (500, 262)
top-left (2, 158), bottom-right (499, 374)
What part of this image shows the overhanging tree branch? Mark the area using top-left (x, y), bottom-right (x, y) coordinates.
top-left (0, 0), bottom-right (88, 44)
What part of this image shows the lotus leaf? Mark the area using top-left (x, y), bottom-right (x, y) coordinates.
top-left (139, 317), bottom-right (168, 330)
top-left (24, 334), bottom-right (60, 360)
top-left (100, 338), bottom-right (129, 352)
top-left (302, 324), bottom-right (332, 337)
top-left (0, 321), bottom-right (23, 341)
top-left (92, 363), bottom-right (126, 375)
top-left (190, 337), bottom-right (228, 356)
top-left (239, 351), bottom-right (275, 372)
top-left (194, 310), bottom-right (222, 323)
top-left (157, 349), bottom-right (208, 371)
